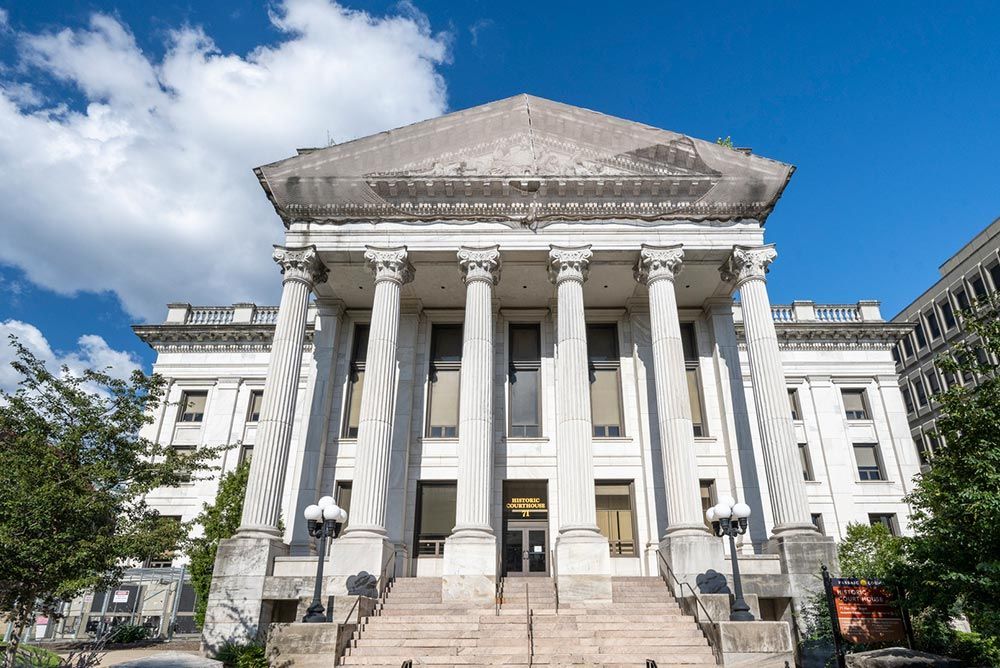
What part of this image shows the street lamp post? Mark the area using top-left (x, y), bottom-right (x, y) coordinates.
top-left (706, 496), bottom-right (755, 622)
top-left (302, 496), bottom-right (348, 623)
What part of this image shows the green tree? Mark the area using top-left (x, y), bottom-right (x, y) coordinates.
top-left (188, 459), bottom-right (251, 628)
top-left (837, 522), bottom-right (904, 579)
top-left (0, 338), bottom-right (222, 666)
top-left (903, 294), bottom-right (1000, 640)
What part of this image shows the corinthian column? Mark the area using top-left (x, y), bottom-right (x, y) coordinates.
top-left (332, 246), bottom-right (414, 578)
top-left (635, 245), bottom-right (709, 535)
top-left (239, 245), bottom-right (328, 537)
top-left (721, 245), bottom-right (815, 535)
top-left (549, 245), bottom-right (612, 601)
top-left (443, 246), bottom-right (501, 601)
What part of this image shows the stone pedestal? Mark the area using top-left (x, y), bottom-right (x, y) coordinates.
top-left (771, 531), bottom-right (839, 619)
top-left (441, 530), bottom-right (497, 602)
top-left (714, 620), bottom-right (795, 667)
top-left (660, 533), bottom-right (726, 593)
top-left (266, 621), bottom-right (354, 668)
top-left (201, 536), bottom-right (288, 651)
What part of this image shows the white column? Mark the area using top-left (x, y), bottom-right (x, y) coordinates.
top-left (635, 245), bottom-right (709, 535)
top-left (238, 245), bottom-right (327, 537)
top-left (549, 245), bottom-right (612, 600)
top-left (721, 245), bottom-right (815, 535)
top-left (443, 246), bottom-right (501, 599)
top-left (331, 246), bottom-right (414, 578)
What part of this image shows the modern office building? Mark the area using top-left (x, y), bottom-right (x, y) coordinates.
top-left (890, 217), bottom-right (1000, 465)
top-left (133, 95), bottom-right (920, 655)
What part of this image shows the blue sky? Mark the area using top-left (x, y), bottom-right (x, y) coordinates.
top-left (0, 0), bottom-right (998, 377)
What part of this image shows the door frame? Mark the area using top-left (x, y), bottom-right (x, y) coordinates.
top-left (503, 519), bottom-right (549, 577)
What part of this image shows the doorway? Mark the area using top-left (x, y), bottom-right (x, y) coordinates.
top-left (504, 521), bottom-right (549, 576)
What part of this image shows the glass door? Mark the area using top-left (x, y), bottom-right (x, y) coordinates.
top-left (504, 521), bottom-right (548, 576)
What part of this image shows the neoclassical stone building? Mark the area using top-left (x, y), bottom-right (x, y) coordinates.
top-left (135, 95), bottom-right (919, 648)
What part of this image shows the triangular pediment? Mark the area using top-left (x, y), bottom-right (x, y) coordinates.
top-left (255, 95), bottom-right (793, 225)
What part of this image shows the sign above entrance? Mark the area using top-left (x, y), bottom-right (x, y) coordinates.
top-left (505, 496), bottom-right (547, 519)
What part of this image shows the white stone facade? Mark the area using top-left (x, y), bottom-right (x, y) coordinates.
top-left (132, 95), bottom-right (921, 644)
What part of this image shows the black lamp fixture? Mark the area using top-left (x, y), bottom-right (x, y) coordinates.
top-left (706, 496), bottom-right (755, 622)
top-left (301, 496), bottom-right (347, 623)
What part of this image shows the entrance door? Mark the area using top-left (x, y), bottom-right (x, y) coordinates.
top-left (504, 521), bottom-right (548, 576)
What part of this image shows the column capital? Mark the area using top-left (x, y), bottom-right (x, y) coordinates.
top-left (364, 245), bottom-right (415, 285)
top-left (548, 244), bottom-right (593, 284)
top-left (273, 245), bottom-right (328, 287)
top-left (720, 244), bottom-right (777, 286)
top-left (635, 244), bottom-right (684, 285)
top-left (457, 245), bottom-right (502, 285)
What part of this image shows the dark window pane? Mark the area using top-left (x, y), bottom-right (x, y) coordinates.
top-left (901, 336), bottom-right (914, 357)
top-left (926, 371), bottom-right (941, 395)
top-left (247, 391), bottom-right (263, 422)
top-left (971, 275), bottom-right (987, 298)
top-left (914, 323), bottom-right (927, 349)
top-left (586, 324), bottom-right (619, 361)
top-left (854, 444), bottom-right (884, 481)
top-left (336, 482), bottom-right (352, 529)
top-left (989, 263), bottom-right (1000, 292)
top-left (680, 323), bottom-right (698, 361)
top-left (939, 300), bottom-right (956, 330)
top-left (799, 443), bottom-right (814, 481)
top-left (179, 392), bottom-right (207, 423)
top-left (352, 325), bottom-right (370, 362)
top-left (416, 482), bottom-right (456, 538)
top-left (788, 389), bottom-right (802, 421)
top-left (343, 325), bottom-right (369, 438)
top-left (914, 379), bottom-right (928, 407)
top-left (956, 288), bottom-right (970, 310)
top-left (510, 325), bottom-right (540, 362)
top-left (868, 513), bottom-right (897, 536)
top-left (902, 387), bottom-right (914, 413)
top-left (892, 346), bottom-right (901, 364)
top-left (926, 312), bottom-right (941, 339)
top-left (431, 325), bottom-right (463, 361)
top-left (510, 368), bottom-right (539, 432)
top-left (811, 513), bottom-right (826, 535)
top-left (842, 389), bottom-right (868, 420)
top-left (595, 482), bottom-right (635, 556)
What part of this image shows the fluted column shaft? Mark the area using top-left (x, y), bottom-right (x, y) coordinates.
top-left (722, 245), bottom-right (815, 534)
top-left (453, 247), bottom-right (501, 533)
top-left (240, 245), bottom-right (327, 536)
top-left (346, 246), bottom-right (414, 536)
top-left (549, 246), bottom-right (601, 533)
top-left (636, 245), bottom-right (709, 535)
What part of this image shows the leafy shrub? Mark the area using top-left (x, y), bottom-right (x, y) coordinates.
top-left (214, 640), bottom-right (268, 668)
top-left (107, 624), bottom-right (150, 644)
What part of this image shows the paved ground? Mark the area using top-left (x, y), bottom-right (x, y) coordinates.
top-left (58, 646), bottom-right (218, 667)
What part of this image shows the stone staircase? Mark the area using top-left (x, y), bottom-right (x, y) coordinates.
top-left (338, 576), bottom-right (717, 667)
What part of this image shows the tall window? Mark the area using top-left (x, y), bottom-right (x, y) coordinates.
top-left (246, 390), bottom-right (263, 423)
top-left (925, 370), bottom-right (941, 396)
top-left (426, 325), bottom-right (463, 438)
top-left (178, 391), bottom-right (207, 423)
top-left (868, 513), bottom-right (899, 536)
top-left (342, 325), bottom-right (369, 438)
top-left (854, 443), bottom-right (885, 481)
top-left (955, 287), bottom-right (971, 311)
top-left (925, 311), bottom-right (941, 340)
top-left (508, 324), bottom-right (541, 438)
top-left (799, 443), bottom-right (815, 481)
top-left (811, 513), bottom-right (826, 535)
top-left (939, 299), bottom-right (956, 330)
top-left (587, 324), bottom-right (623, 438)
top-left (989, 262), bottom-right (1000, 292)
top-left (914, 436), bottom-right (931, 466)
top-left (913, 323), bottom-right (927, 349)
top-left (680, 323), bottom-right (706, 437)
top-left (913, 378), bottom-right (928, 407)
top-left (842, 389), bottom-right (869, 420)
top-left (901, 386), bottom-right (914, 414)
top-left (901, 336), bottom-right (914, 358)
top-left (595, 482), bottom-right (636, 556)
top-left (699, 480), bottom-right (717, 529)
top-left (788, 388), bottom-right (802, 421)
top-left (970, 275), bottom-right (987, 299)
top-left (414, 482), bottom-right (456, 558)
top-left (335, 481), bottom-right (352, 530)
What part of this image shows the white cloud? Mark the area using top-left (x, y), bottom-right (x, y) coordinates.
top-left (0, 319), bottom-right (142, 393)
top-left (0, 0), bottom-right (450, 321)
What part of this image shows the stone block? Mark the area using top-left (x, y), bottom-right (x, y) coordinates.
top-left (714, 620), bottom-right (794, 667)
top-left (266, 621), bottom-right (353, 668)
top-left (442, 530), bottom-right (497, 602)
top-left (554, 531), bottom-right (612, 602)
top-left (694, 593), bottom-right (760, 623)
top-left (659, 532), bottom-right (725, 593)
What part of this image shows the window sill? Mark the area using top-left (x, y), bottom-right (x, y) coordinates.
top-left (855, 479), bottom-right (894, 485)
top-left (420, 437), bottom-right (459, 444)
top-left (506, 437), bottom-right (550, 443)
top-left (593, 437), bottom-right (631, 443)
top-left (804, 480), bottom-right (822, 485)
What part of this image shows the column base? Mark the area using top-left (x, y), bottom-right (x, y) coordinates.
top-left (201, 535), bottom-right (288, 652)
top-left (442, 528), bottom-right (497, 603)
top-left (327, 529), bottom-right (397, 589)
top-left (770, 531), bottom-right (839, 633)
top-left (658, 531), bottom-right (726, 595)
top-left (554, 529), bottom-right (612, 603)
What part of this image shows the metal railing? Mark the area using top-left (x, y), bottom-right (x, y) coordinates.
top-left (495, 551), bottom-right (505, 616)
top-left (336, 551), bottom-right (397, 666)
top-left (655, 550), bottom-right (722, 665)
top-left (525, 582), bottom-right (533, 667)
top-left (550, 549), bottom-right (559, 613)
top-left (416, 537), bottom-right (446, 557)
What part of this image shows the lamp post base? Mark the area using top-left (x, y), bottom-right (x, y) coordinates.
top-left (729, 596), bottom-right (755, 622)
top-left (302, 604), bottom-right (328, 624)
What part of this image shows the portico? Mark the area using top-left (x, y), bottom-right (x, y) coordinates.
top-left (179, 95), bottom-right (909, 651)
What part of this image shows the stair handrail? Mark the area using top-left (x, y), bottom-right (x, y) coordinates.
top-left (495, 549), bottom-right (504, 616)
top-left (335, 550), bottom-right (398, 666)
top-left (655, 549), bottom-right (722, 664)
top-left (525, 581), bottom-right (534, 667)
top-left (549, 549), bottom-right (559, 613)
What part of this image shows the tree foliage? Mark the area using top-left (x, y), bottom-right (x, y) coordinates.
top-left (0, 337), bottom-right (222, 665)
top-left (837, 522), bottom-right (904, 580)
top-left (903, 294), bottom-right (1000, 639)
top-left (188, 459), bottom-right (250, 628)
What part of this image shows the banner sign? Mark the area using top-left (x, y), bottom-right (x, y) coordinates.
top-left (504, 496), bottom-right (547, 519)
top-left (830, 577), bottom-right (907, 644)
